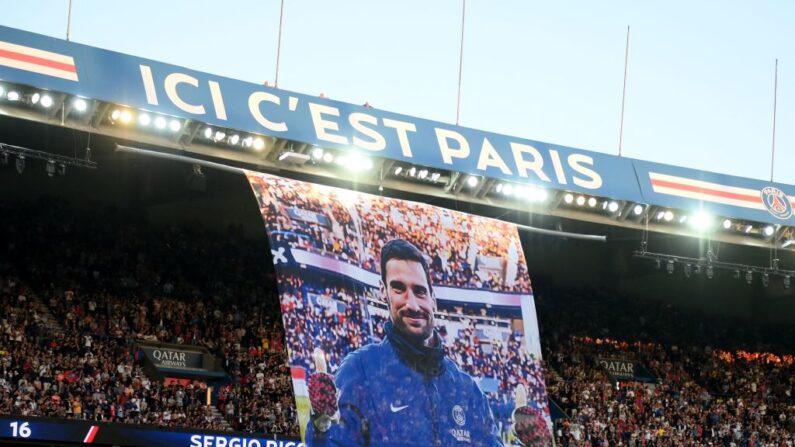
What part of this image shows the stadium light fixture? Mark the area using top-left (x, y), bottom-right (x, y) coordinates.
top-left (503, 184), bottom-right (513, 195)
top-left (203, 127), bottom-right (213, 139)
top-left (311, 147), bottom-right (324, 160)
top-left (120, 110), bottom-right (133, 124)
top-left (679, 215), bottom-right (688, 224)
top-left (241, 136), bottom-right (253, 148)
top-left (656, 211), bottom-right (665, 220)
top-left (138, 113), bottom-right (151, 126)
top-left (253, 138), bottom-right (265, 151)
top-left (430, 172), bottom-right (441, 182)
top-left (532, 187), bottom-right (549, 202)
top-left (393, 166), bottom-right (403, 176)
top-left (576, 196), bottom-right (586, 206)
top-left (31, 92), bottom-right (40, 104)
top-left (564, 193), bottom-right (574, 204)
top-left (111, 109), bottom-right (121, 121)
top-left (762, 273), bottom-right (770, 288)
top-left (607, 201), bottom-right (619, 213)
top-left (58, 163), bottom-right (66, 176)
top-left (15, 155), bottom-right (25, 174)
top-left (706, 265), bottom-right (714, 279)
top-left (359, 157), bottom-right (374, 171)
top-left (408, 167), bottom-right (416, 177)
top-left (722, 219), bottom-right (732, 229)
top-left (169, 119), bottom-right (181, 132)
top-left (321, 152), bottom-right (333, 163)
top-left (587, 197), bottom-right (597, 207)
top-left (744, 225), bottom-right (753, 234)
top-left (229, 134), bottom-right (240, 145)
top-left (7, 90), bottom-right (20, 101)
top-left (466, 175), bottom-right (479, 188)
top-left (633, 204), bottom-right (644, 215)
top-left (746, 270), bottom-right (753, 284)
top-left (72, 97), bottom-right (87, 112)
top-left (46, 159), bottom-right (55, 177)
top-left (683, 263), bottom-right (692, 278)
top-left (418, 169), bottom-right (428, 179)
top-left (763, 226), bottom-right (775, 237)
top-left (663, 211), bottom-right (674, 222)
top-left (784, 275), bottom-right (791, 289)
top-left (214, 131), bottom-right (226, 142)
top-left (689, 210), bottom-right (712, 231)
top-left (666, 260), bottom-right (674, 274)
top-left (154, 116), bottom-right (167, 129)
top-left (495, 183), bottom-right (503, 194)
top-left (39, 94), bottom-right (53, 108)
top-left (278, 151), bottom-right (310, 164)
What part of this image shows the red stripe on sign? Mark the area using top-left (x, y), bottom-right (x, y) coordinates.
top-left (83, 425), bottom-right (99, 443)
top-left (651, 179), bottom-right (760, 203)
top-left (0, 48), bottom-right (76, 73)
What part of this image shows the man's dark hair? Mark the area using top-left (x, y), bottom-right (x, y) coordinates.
top-left (380, 239), bottom-right (433, 295)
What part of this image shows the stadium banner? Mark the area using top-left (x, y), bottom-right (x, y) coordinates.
top-left (0, 416), bottom-right (303, 447)
top-left (140, 345), bottom-right (204, 369)
top-left (3, 25), bottom-right (795, 225)
top-left (596, 358), bottom-right (636, 379)
top-left (0, 25), bottom-right (637, 201)
top-left (634, 160), bottom-right (795, 225)
top-left (595, 358), bottom-right (656, 383)
top-left (246, 172), bottom-right (551, 446)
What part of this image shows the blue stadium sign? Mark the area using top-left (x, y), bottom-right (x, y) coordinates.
top-left (2, 25), bottom-right (795, 225)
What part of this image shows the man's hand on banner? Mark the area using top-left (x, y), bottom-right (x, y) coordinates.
top-left (308, 348), bottom-right (339, 432)
top-left (511, 384), bottom-right (552, 446)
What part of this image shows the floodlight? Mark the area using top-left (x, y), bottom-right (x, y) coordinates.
top-left (40, 94), bottom-right (53, 108)
top-left (72, 97), bottom-right (87, 112)
top-left (253, 138), bottom-right (265, 151)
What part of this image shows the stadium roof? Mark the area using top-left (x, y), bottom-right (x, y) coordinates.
top-left (0, 23), bottom-right (793, 255)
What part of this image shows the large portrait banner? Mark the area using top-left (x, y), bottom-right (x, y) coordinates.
top-left (246, 172), bottom-right (550, 446)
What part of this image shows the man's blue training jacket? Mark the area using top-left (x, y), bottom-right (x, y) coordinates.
top-left (306, 322), bottom-right (504, 447)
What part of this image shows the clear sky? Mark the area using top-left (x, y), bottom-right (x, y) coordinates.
top-left (1, 1), bottom-right (793, 183)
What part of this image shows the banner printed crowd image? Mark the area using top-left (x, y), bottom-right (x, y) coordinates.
top-left (246, 172), bottom-right (550, 446)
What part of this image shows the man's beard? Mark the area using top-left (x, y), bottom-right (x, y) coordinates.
top-left (394, 308), bottom-right (434, 345)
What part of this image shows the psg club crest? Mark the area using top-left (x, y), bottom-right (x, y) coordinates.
top-left (452, 405), bottom-right (466, 426)
top-left (761, 186), bottom-right (793, 220)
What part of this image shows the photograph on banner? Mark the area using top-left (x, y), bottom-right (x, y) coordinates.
top-left (246, 172), bottom-right (550, 446)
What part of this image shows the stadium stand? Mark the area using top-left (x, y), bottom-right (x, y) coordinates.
top-left (4, 196), bottom-right (795, 446)
top-left (255, 177), bottom-right (532, 292)
top-left (538, 290), bottom-right (795, 446)
top-left (0, 199), bottom-right (299, 436)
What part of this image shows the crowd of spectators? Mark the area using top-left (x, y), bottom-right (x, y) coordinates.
top-left (8, 193), bottom-right (795, 446)
top-left (0, 199), bottom-right (298, 436)
top-left (278, 272), bottom-right (371, 375)
top-left (538, 289), bottom-right (795, 446)
top-left (249, 174), bottom-right (532, 292)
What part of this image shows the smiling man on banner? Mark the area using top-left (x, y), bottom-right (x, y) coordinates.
top-left (305, 238), bottom-right (503, 447)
